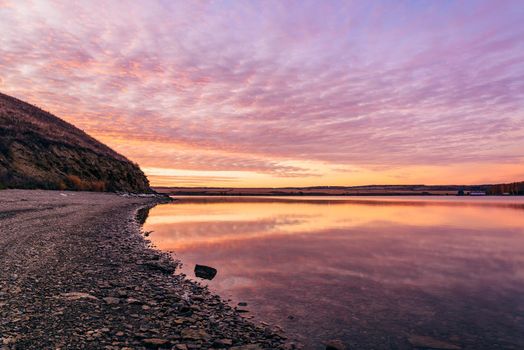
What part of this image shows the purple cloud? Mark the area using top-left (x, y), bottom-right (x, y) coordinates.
top-left (1, 0), bottom-right (523, 184)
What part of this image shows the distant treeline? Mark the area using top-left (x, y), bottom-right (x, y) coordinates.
top-left (487, 181), bottom-right (524, 195)
top-left (155, 182), bottom-right (524, 196)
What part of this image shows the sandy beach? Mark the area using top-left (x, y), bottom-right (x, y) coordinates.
top-left (0, 190), bottom-right (288, 350)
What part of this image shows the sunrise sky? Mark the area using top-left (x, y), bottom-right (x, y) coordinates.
top-left (1, 0), bottom-right (523, 187)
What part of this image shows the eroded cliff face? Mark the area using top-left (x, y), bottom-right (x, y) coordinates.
top-left (0, 92), bottom-right (151, 192)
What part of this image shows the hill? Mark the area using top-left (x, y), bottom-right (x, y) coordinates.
top-left (0, 92), bottom-right (150, 192)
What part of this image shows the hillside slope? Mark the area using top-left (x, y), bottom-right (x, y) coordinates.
top-left (0, 92), bottom-right (151, 192)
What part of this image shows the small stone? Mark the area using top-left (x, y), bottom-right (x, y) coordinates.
top-left (213, 338), bottom-right (233, 348)
top-left (61, 292), bottom-right (98, 301)
top-left (142, 338), bottom-right (170, 347)
top-left (181, 328), bottom-right (211, 340)
top-left (325, 340), bottom-right (346, 350)
top-left (141, 260), bottom-right (176, 274)
top-left (117, 290), bottom-right (128, 297)
top-left (103, 297), bottom-right (120, 305)
top-left (2, 337), bottom-right (15, 345)
top-left (229, 345), bottom-right (262, 350)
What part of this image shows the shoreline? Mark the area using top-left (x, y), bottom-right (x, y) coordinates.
top-left (0, 190), bottom-right (289, 349)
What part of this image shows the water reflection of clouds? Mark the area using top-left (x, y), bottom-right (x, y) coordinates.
top-left (145, 198), bottom-right (524, 252)
top-left (143, 197), bottom-right (524, 349)
top-left (147, 216), bottom-right (308, 250)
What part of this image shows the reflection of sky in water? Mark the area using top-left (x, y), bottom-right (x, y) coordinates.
top-left (143, 196), bottom-right (524, 349)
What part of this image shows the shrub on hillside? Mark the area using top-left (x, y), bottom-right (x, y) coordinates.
top-left (65, 175), bottom-right (107, 192)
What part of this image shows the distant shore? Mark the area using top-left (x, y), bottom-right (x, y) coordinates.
top-left (0, 190), bottom-right (288, 349)
top-left (154, 182), bottom-right (524, 197)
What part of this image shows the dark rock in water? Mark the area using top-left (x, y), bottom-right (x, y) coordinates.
top-left (238, 302), bottom-right (248, 307)
top-left (194, 264), bottom-right (217, 280)
top-left (325, 339), bottom-right (346, 350)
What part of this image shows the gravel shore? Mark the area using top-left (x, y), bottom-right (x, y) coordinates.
top-left (0, 190), bottom-right (289, 350)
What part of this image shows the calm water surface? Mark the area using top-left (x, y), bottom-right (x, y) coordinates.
top-left (143, 196), bottom-right (524, 349)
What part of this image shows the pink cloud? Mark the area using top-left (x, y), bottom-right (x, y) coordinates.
top-left (1, 0), bottom-right (524, 182)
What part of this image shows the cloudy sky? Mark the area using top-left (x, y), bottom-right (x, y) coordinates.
top-left (1, 0), bottom-right (523, 186)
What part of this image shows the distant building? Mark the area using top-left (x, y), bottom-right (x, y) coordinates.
top-left (470, 191), bottom-right (486, 196)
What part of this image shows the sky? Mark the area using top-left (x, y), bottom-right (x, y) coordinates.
top-left (1, 0), bottom-right (524, 187)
